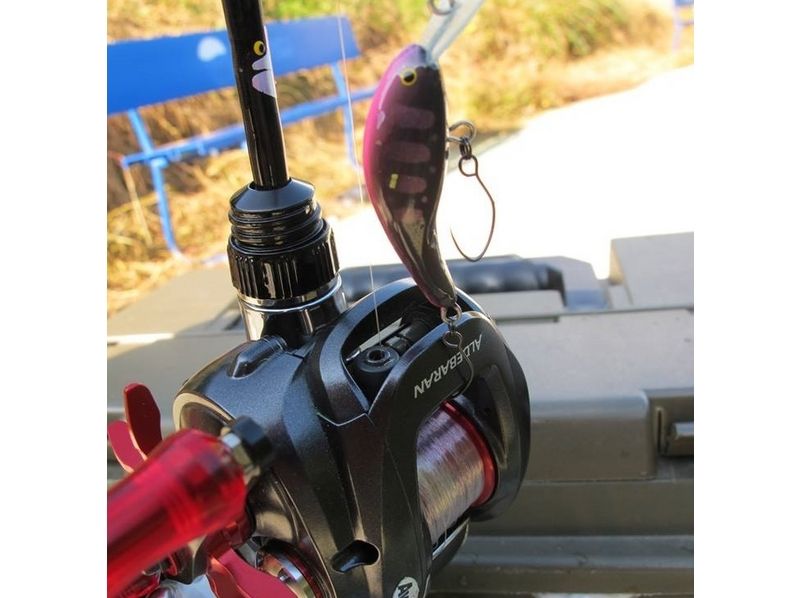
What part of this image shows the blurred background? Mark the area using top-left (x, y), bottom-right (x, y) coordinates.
top-left (107, 0), bottom-right (694, 316)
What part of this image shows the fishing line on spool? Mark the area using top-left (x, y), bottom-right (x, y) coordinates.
top-left (417, 405), bottom-right (485, 541)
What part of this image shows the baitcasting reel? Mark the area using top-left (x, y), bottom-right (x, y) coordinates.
top-left (168, 278), bottom-right (530, 597)
top-left (107, 1), bottom-right (529, 596)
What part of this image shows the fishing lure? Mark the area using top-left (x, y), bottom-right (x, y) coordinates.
top-left (363, 0), bottom-right (494, 313)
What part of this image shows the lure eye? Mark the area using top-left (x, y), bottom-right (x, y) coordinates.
top-left (253, 40), bottom-right (265, 56)
top-left (399, 68), bottom-right (417, 86)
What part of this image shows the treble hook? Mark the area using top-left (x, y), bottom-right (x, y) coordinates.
top-left (447, 121), bottom-right (496, 263)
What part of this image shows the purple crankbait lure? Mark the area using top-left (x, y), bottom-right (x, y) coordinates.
top-left (363, 0), bottom-right (486, 312)
top-left (364, 44), bottom-right (453, 309)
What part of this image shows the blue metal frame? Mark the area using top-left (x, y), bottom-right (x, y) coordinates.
top-left (332, 63), bottom-right (357, 166)
top-left (125, 110), bottom-right (180, 256)
top-left (109, 17), bottom-right (375, 256)
top-left (672, 0), bottom-right (694, 50)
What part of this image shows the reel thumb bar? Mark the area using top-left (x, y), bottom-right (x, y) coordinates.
top-left (222, 0), bottom-right (288, 189)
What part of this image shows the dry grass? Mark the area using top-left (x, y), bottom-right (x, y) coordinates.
top-left (107, 0), bottom-right (692, 317)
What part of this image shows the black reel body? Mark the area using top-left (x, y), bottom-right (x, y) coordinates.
top-left (174, 280), bottom-right (530, 597)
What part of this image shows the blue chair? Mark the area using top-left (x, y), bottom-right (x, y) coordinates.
top-left (108, 16), bottom-right (375, 256)
top-left (673, 0), bottom-right (694, 50)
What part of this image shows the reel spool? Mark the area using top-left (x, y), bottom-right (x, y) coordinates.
top-left (416, 401), bottom-right (494, 543)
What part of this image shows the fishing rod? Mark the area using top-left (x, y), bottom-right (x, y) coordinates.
top-left (107, 1), bottom-right (529, 597)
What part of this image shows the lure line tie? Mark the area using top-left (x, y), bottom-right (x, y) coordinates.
top-left (447, 121), bottom-right (497, 263)
top-left (440, 304), bottom-right (475, 396)
top-left (428, 0), bottom-right (456, 16)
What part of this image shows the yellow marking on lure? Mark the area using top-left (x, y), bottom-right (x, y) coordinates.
top-left (253, 40), bottom-right (265, 56)
top-left (389, 173), bottom-right (399, 189)
top-left (399, 68), bottom-right (417, 86)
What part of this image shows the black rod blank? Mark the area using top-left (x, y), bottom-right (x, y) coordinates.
top-left (221, 0), bottom-right (289, 189)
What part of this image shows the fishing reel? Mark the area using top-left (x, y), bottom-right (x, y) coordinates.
top-left (107, 1), bottom-right (529, 597)
top-left (166, 276), bottom-right (529, 597)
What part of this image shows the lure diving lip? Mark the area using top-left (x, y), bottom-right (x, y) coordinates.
top-left (363, 43), bottom-right (457, 310)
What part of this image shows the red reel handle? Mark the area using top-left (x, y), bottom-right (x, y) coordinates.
top-left (107, 429), bottom-right (247, 597)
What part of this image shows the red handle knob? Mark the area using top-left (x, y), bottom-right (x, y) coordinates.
top-left (107, 429), bottom-right (247, 597)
